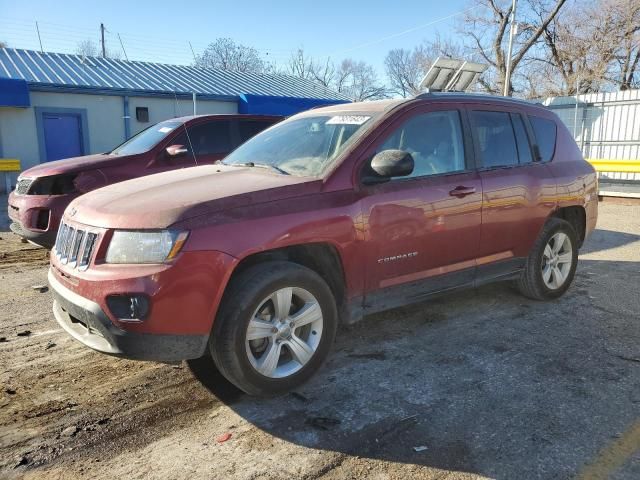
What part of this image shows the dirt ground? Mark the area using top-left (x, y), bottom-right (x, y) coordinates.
top-left (1, 199), bottom-right (639, 480)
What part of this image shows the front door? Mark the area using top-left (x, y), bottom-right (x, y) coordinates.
top-left (43, 113), bottom-right (83, 161)
top-left (360, 106), bottom-right (483, 310)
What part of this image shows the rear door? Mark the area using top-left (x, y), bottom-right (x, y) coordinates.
top-left (468, 106), bottom-right (556, 278)
top-left (360, 104), bottom-right (483, 307)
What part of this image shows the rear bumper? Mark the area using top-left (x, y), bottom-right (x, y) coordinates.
top-left (49, 269), bottom-right (209, 361)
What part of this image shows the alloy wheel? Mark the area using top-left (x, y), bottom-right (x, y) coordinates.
top-left (541, 232), bottom-right (573, 290)
top-left (245, 287), bottom-right (323, 378)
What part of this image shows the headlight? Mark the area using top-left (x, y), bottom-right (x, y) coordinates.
top-left (29, 174), bottom-right (77, 195)
top-left (105, 230), bottom-right (189, 264)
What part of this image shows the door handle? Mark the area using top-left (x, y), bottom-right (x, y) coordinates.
top-left (449, 186), bottom-right (476, 198)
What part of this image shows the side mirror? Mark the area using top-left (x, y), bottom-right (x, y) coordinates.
top-left (165, 145), bottom-right (189, 158)
top-left (363, 149), bottom-right (414, 184)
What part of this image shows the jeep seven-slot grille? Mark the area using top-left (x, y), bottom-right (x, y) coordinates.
top-left (54, 221), bottom-right (97, 269)
top-left (15, 178), bottom-right (33, 195)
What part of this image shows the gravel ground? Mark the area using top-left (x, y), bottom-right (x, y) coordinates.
top-left (1, 199), bottom-right (639, 480)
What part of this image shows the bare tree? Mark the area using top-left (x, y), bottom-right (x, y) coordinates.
top-left (195, 38), bottom-right (265, 73)
top-left (0, 41), bottom-right (7, 49)
top-left (338, 59), bottom-right (387, 101)
top-left (283, 48), bottom-right (385, 100)
top-left (286, 48), bottom-right (314, 79)
top-left (609, 0), bottom-right (640, 90)
top-left (76, 39), bottom-right (99, 57)
top-left (462, 0), bottom-right (568, 94)
top-left (75, 39), bottom-right (121, 59)
top-left (384, 35), bottom-right (479, 97)
top-left (528, 0), bottom-right (640, 95)
top-left (385, 48), bottom-right (423, 97)
top-left (310, 57), bottom-right (335, 88)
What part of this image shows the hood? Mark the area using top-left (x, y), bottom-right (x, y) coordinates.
top-left (68, 165), bottom-right (320, 229)
top-left (20, 153), bottom-right (135, 178)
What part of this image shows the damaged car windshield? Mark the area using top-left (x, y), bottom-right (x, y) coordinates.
top-left (223, 114), bottom-right (376, 177)
top-left (110, 120), bottom-right (182, 156)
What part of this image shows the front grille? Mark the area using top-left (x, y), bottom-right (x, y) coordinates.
top-left (54, 221), bottom-right (98, 270)
top-left (15, 178), bottom-right (33, 195)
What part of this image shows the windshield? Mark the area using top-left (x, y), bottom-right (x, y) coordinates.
top-left (110, 120), bottom-right (183, 156)
top-left (223, 114), bottom-right (376, 176)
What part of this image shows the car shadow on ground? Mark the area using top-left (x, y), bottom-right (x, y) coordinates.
top-left (190, 256), bottom-right (640, 479)
top-left (580, 228), bottom-right (640, 254)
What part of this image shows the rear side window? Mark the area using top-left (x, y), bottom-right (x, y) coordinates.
top-left (511, 113), bottom-right (533, 164)
top-left (187, 121), bottom-right (232, 155)
top-left (529, 116), bottom-right (557, 162)
top-left (470, 111), bottom-right (518, 168)
top-left (238, 120), bottom-right (274, 144)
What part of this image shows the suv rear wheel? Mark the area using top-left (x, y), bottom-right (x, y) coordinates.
top-left (210, 261), bottom-right (338, 396)
top-left (518, 217), bottom-right (578, 300)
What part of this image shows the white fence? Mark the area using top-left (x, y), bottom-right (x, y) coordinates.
top-left (544, 89), bottom-right (640, 182)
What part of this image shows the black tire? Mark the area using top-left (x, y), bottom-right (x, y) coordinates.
top-left (209, 261), bottom-right (338, 396)
top-left (518, 217), bottom-right (579, 300)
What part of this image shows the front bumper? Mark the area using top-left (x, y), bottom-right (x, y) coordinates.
top-left (8, 191), bottom-right (75, 248)
top-left (10, 220), bottom-right (57, 248)
top-left (49, 269), bottom-right (209, 361)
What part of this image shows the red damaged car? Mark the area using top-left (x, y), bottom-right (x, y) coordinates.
top-left (48, 94), bottom-right (598, 396)
top-left (8, 114), bottom-right (280, 248)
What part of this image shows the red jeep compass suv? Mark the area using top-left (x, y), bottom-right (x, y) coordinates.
top-left (48, 94), bottom-right (598, 396)
top-left (8, 114), bottom-right (280, 248)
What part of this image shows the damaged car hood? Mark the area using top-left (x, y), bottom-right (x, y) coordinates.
top-left (67, 165), bottom-right (320, 229)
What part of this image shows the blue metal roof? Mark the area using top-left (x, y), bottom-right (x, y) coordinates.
top-left (0, 48), bottom-right (349, 102)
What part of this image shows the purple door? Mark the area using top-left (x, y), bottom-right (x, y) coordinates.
top-left (43, 113), bottom-right (84, 161)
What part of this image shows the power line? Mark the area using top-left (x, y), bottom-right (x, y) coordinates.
top-left (328, 5), bottom-right (481, 57)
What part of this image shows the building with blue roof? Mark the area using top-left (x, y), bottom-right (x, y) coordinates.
top-left (0, 48), bottom-right (349, 191)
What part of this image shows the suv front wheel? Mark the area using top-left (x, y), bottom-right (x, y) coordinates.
top-left (518, 217), bottom-right (579, 300)
top-left (210, 261), bottom-right (338, 396)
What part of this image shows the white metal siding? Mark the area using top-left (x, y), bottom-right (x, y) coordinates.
top-left (545, 90), bottom-right (640, 182)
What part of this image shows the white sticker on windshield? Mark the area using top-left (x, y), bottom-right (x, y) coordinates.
top-left (158, 126), bottom-right (173, 133)
top-left (326, 115), bottom-right (370, 125)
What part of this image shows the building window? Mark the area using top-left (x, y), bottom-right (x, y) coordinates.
top-left (136, 107), bottom-right (149, 122)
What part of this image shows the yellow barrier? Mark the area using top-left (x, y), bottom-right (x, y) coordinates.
top-left (0, 159), bottom-right (21, 172)
top-left (1, 159), bottom-right (21, 194)
top-left (587, 159), bottom-right (640, 173)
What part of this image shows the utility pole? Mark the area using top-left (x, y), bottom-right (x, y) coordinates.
top-left (503, 0), bottom-right (517, 96)
top-left (100, 23), bottom-right (106, 58)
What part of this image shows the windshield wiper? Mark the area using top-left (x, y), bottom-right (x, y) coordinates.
top-left (240, 162), bottom-right (290, 175)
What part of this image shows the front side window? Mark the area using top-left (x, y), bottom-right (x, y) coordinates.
top-left (223, 113), bottom-right (376, 177)
top-left (377, 110), bottom-right (466, 178)
top-left (238, 120), bottom-right (276, 144)
top-left (110, 120), bottom-right (182, 156)
top-left (470, 111), bottom-right (519, 168)
top-left (187, 121), bottom-right (232, 156)
top-left (529, 116), bottom-right (557, 162)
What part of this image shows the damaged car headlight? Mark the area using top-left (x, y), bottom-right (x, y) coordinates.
top-left (105, 230), bottom-right (189, 264)
top-left (28, 174), bottom-right (78, 195)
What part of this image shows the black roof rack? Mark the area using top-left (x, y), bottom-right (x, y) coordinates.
top-left (414, 91), bottom-right (544, 107)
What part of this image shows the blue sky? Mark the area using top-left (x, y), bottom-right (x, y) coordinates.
top-left (0, 0), bottom-right (470, 76)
